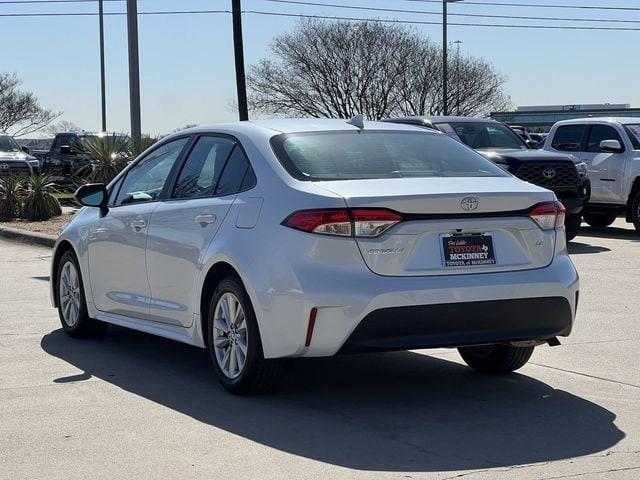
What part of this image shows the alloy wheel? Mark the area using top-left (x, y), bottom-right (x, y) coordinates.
top-left (212, 292), bottom-right (248, 379)
top-left (59, 261), bottom-right (81, 327)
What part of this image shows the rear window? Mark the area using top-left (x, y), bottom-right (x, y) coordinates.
top-left (270, 131), bottom-right (508, 181)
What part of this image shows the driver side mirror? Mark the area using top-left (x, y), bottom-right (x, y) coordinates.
top-left (600, 139), bottom-right (624, 154)
top-left (75, 183), bottom-right (108, 211)
top-left (21, 146), bottom-right (30, 154)
top-left (525, 139), bottom-right (538, 149)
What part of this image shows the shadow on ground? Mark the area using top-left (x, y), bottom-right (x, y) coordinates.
top-left (578, 225), bottom-right (640, 242)
top-left (41, 327), bottom-right (624, 473)
top-left (568, 242), bottom-right (611, 255)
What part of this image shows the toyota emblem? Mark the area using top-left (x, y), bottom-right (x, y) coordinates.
top-left (542, 167), bottom-right (557, 180)
top-left (460, 196), bottom-right (479, 211)
top-left (0, 163), bottom-right (8, 170)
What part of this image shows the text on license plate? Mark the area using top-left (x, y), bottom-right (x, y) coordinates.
top-left (442, 234), bottom-right (496, 267)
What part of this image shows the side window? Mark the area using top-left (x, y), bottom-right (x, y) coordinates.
top-left (552, 125), bottom-right (587, 152)
top-left (216, 146), bottom-right (256, 196)
top-left (115, 137), bottom-right (188, 206)
top-left (587, 125), bottom-right (624, 153)
top-left (173, 136), bottom-right (235, 199)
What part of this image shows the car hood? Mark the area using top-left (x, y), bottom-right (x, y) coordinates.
top-left (477, 148), bottom-right (576, 163)
top-left (0, 151), bottom-right (35, 163)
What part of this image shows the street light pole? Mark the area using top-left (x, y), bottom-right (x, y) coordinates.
top-left (126, 0), bottom-right (142, 150)
top-left (232, 0), bottom-right (249, 121)
top-left (98, 0), bottom-right (106, 133)
top-left (442, 0), bottom-right (463, 116)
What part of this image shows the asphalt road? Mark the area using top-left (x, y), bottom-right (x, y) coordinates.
top-left (1, 221), bottom-right (639, 480)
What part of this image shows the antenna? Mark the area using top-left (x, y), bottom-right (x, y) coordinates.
top-left (346, 114), bottom-right (365, 129)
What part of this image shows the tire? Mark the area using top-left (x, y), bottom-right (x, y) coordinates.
top-left (207, 277), bottom-right (282, 395)
top-left (630, 191), bottom-right (640, 232)
top-left (583, 212), bottom-right (617, 229)
top-left (564, 213), bottom-right (581, 242)
top-left (56, 250), bottom-right (107, 337)
top-left (458, 344), bottom-right (534, 374)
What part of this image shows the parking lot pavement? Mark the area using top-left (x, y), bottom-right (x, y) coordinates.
top-left (1, 221), bottom-right (639, 480)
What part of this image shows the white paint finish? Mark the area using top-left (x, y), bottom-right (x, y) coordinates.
top-left (52, 119), bottom-right (578, 360)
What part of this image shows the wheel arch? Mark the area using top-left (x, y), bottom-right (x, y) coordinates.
top-left (626, 176), bottom-right (640, 222)
top-left (199, 261), bottom-right (245, 347)
top-left (51, 240), bottom-right (76, 308)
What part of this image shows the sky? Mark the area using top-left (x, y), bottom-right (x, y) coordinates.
top-left (2, 0), bottom-right (640, 136)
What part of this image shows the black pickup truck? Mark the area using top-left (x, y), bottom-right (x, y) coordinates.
top-left (32, 132), bottom-right (94, 184)
top-left (383, 116), bottom-right (591, 241)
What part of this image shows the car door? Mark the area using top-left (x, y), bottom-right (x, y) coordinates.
top-left (581, 124), bottom-right (628, 203)
top-left (145, 135), bottom-right (257, 327)
top-left (87, 137), bottom-right (190, 319)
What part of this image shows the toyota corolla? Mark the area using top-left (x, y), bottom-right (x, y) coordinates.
top-left (51, 118), bottom-right (579, 394)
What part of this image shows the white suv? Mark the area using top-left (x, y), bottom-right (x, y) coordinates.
top-left (51, 119), bottom-right (579, 394)
top-left (544, 117), bottom-right (640, 230)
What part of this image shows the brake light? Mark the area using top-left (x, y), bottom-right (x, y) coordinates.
top-left (529, 201), bottom-right (565, 230)
top-left (283, 208), bottom-right (402, 237)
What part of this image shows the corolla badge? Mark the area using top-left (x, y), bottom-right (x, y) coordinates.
top-left (542, 167), bottom-right (557, 180)
top-left (460, 196), bottom-right (479, 211)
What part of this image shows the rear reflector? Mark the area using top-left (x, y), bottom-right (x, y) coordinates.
top-left (529, 201), bottom-right (566, 230)
top-left (283, 208), bottom-right (402, 237)
top-left (305, 307), bottom-right (318, 347)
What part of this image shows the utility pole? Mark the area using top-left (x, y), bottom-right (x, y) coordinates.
top-left (454, 40), bottom-right (463, 116)
top-left (126, 0), bottom-right (142, 150)
top-left (98, 0), bottom-right (106, 133)
top-left (232, 0), bottom-right (249, 121)
top-left (443, 0), bottom-right (463, 115)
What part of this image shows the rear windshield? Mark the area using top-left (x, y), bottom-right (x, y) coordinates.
top-left (270, 131), bottom-right (508, 181)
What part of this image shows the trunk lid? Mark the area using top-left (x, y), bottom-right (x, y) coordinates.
top-left (316, 177), bottom-right (558, 276)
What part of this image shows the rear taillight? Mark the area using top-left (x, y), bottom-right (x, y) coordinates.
top-left (529, 201), bottom-right (565, 230)
top-left (283, 208), bottom-right (402, 237)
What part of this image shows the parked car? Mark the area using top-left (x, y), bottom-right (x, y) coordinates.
top-left (33, 132), bottom-right (93, 184)
top-left (51, 119), bottom-right (579, 394)
top-left (383, 116), bottom-right (590, 240)
top-left (544, 117), bottom-right (640, 230)
top-left (0, 133), bottom-right (40, 177)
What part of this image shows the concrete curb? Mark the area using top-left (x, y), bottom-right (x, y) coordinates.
top-left (0, 226), bottom-right (56, 248)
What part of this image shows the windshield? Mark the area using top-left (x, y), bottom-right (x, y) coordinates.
top-left (624, 125), bottom-right (640, 149)
top-left (0, 135), bottom-right (21, 153)
top-left (440, 122), bottom-right (527, 150)
top-left (271, 130), bottom-right (508, 181)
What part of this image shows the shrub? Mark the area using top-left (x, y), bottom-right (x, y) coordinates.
top-left (21, 173), bottom-right (62, 221)
top-left (78, 134), bottom-right (131, 184)
top-left (0, 175), bottom-right (24, 221)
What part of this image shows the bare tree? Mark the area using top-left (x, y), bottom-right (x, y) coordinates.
top-left (0, 73), bottom-right (60, 136)
top-left (43, 120), bottom-right (81, 136)
top-left (248, 20), bottom-right (511, 120)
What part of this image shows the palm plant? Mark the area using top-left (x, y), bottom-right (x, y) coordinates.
top-left (0, 175), bottom-right (24, 221)
top-left (129, 135), bottom-right (159, 158)
top-left (21, 173), bottom-right (62, 221)
top-left (79, 134), bottom-right (130, 184)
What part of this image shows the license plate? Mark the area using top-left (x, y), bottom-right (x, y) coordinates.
top-left (442, 234), bottom-right (496, 267)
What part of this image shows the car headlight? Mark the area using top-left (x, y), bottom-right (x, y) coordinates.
top-left (575, 162), bottom-right (588, 178)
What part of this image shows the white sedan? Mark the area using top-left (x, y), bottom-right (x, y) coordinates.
top-left (51, 118), bottom-right (579, 394)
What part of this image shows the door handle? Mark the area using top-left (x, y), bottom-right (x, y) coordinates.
top-left (130, 219), bottom-right (147, 231)
top-left (195, 214), bottom-right (216, 226)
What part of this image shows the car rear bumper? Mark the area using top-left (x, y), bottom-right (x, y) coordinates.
top-left (338, 297), bottom-right (572, 354)
top-left (256, 250), bottom-right (579, 358)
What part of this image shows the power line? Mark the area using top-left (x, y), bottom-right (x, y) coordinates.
top-left (244, 9), bottom-right (640, 31)
top-left (260, 0), bottom-right (640, 24)
top-left (1, 4), bottom-right (640, 31)
top-left (402, 0), bottom-right (640, 12)
top-left (0, 9), bottom-right (230, 17)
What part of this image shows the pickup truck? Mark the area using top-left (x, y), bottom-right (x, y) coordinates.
top-left (0, 133), bottom-right (40, 177)
top-left (383, 116), bottom-right (591, 241)
top-left (32, 132), bottom-right (94, 185)
top-left (543, 117), bottom-right (640, 231)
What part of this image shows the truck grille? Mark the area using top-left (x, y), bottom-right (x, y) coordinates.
top-left (515, 163), bottom-right (579, 189)
top-left (0, 163), bottom-right (30, 178)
